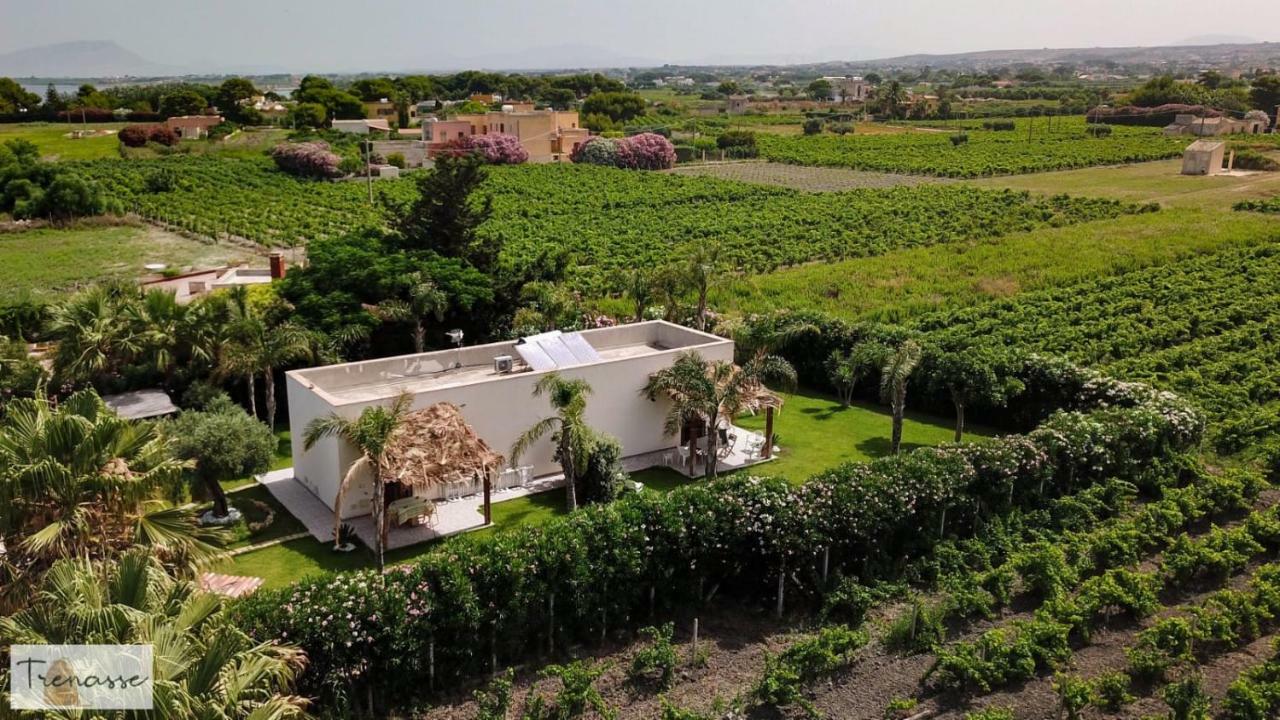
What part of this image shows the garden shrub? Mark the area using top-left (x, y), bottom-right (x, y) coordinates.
top-left (616, 132), bottom-right (676, 170)
top-left (271, 141), bottom-right (342, 178)
top-left (148, 125), bottom-right (179, 146)
top-left (465, 133), bottom-right (529, 165)
top-left (118, 124), bottom-right (152, 147)
top-left (802, 118), bottom-right (823, 135)
top-left (571, 136), bottom-right (620, 166)
top-left (473, 669), bottom-right (513, 720)
top-left (1231, 148), bottom-right (1280, 171)
top-left (385, 152), bottom-right (406, 169)
top-left (235, 365), bottom-right (1203, 704)
top-left (963, 708), bottom-right (1014, 720)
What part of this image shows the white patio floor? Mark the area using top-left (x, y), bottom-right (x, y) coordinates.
top-left (259, 468), bottom-right (565, 550)
top-left (256, 424), bottom-right (775, 552)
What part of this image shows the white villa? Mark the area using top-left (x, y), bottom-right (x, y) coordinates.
top-left (283, 321), bottom-right (775, 543)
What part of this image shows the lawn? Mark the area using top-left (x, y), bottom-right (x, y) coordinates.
top-left (0, 122), bottom-right (128, 161)
top-left (222, 467), bottom-right (700, 589)
top-left (713, 207), bottom-right (1279, 323)
top-left (225, 390), bottom-right (972, 588)
top-left (970, 156), bottom-right (1280, 210)
top-left (734, 388), bottom-right (991, 481)
top-left (0, 223), bottom-right (257, 301)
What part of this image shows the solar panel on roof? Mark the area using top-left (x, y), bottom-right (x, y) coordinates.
top-left (561, 333), bottom-right (602, 363)
top-left (514, 343), bottom-right (557, 372)
top-left (538, 337), bottom-right (580, 367)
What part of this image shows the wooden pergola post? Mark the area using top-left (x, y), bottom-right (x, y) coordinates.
top-left (763, 406), bottom-right (775, 459)
top-left (482, 467), bottom-right (492, 525)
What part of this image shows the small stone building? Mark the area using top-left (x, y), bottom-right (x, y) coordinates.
top-left (1182, 139), bottom-right (1226, 176)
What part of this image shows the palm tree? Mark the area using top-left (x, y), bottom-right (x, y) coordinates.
top-left (220, 302), bottom-right (313, 432)
top-left (0, 389), bottom-right (221, 611)
top-left (825, 342), bottom-right (887, 407)
top-left (510, 374), bottom-right (594, 512)
top-left (0, 549), bottom-right (309, 719)
top-left (643, 351), bottom-right (795, 480)
top-left (370, 271), bottom-right (449, 353)
top-left (621, 267), bottom-right (654, 323)
top-left (686, 243), bottom-right (723, 332)
top-left (48, 285), bottom-right (143, 383)
top-left (304, 393), bottom-right (412, 570)
top-left (880, 340), bottom-right (923, 454)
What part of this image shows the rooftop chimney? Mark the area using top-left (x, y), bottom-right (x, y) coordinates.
top-left (269, 252), bottom-right (286, 280)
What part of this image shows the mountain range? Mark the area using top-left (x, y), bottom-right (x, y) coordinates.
top-left (2, 38), bottom-right (1279, 79)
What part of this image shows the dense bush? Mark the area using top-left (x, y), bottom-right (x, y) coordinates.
top-left (270, 141), bottom-right (342, 179)
top-left (147, 125), bottom-right (179, 147)
top-left (118, 124), bottom-right (153, 147)
top-left (616, 132), bottom-right (677, 170)
top-left (1231, 148), bottom-right (1280, 171)
top-left (570, 136), bottom-right (619, 166)
top-left (235, 367), bottom-right (1202, 704)
top-left (716, 130), bottom-right (758, 158)
top-left (464, 133), bottom-right (529, 164)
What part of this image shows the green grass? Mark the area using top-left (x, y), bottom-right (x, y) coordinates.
top-left (226, 393), bottom-right (972, 588)
top-left (970, 156), bottom-right (1280, 211)
top-left (0, 122), bottom-right (128, 161)
top-left (0, 223), bottom-right (257, 301)
top-left (713, 207), bottom-right (1278, 323)
top-left (734, 388), bottom-right (993, 482)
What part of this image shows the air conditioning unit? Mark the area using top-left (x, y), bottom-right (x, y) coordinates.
top-left (493, 355), bottom-right (514, 374)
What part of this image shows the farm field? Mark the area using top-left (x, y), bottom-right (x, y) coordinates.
top-left (713, 207), bottom-right (1279, 321)
top-left (0, 222), bottom-right (257, 300)
top-left (972, 155), bottom-right (1280, 210)
top-left (73, 157), bottom-right (1145, 291)
top-left (759, 117), bottom-right (1186, 177)
top-left (667, 160), bottom-right (948, 191)
top-left (914, 244), bottom-right (1280, 455)
top-left (0, 121), bottom-right (127, 161)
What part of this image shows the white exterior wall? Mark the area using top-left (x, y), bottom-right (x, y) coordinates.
top-left (285, 322), bottom-right (734, 519)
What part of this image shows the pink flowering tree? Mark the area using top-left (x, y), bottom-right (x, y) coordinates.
top-left (616, 132), bottom-right (676, 170)
top-left (271, 141), bottom-right (342, 179)
top-left (465, 133), bottom-right (529, 164)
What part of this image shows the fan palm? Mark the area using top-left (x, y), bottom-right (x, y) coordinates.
top-left (370, 271), bottom-right (449, 354)
top-left (510, 374), bottom-right (594, 512)
top-left (48, 285), bottom-right (143, 384)
top-left (0, 389), bottom-right (222, 612)
top-left (880, 340), bottom-right (923, 454)
top-left (0, 548), bottom-right (309, 719)
top-left (643, 351), bottom-right (795, 480)
top-left (303, 393), bottom-right (413, 571)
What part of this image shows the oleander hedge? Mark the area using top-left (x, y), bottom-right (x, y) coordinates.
top-left (234, 358), bottom-right (1203, 707)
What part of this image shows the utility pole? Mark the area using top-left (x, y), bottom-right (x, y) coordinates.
top-left (365, 138), bottom-right (373, 204)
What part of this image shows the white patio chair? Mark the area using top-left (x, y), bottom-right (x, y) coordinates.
top-left (518, 465), bottom-right (534, 487)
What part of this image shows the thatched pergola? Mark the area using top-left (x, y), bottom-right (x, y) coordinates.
top-left (334, 402), bottom-right (505, 539)
top-left (382, 402), bottom-right (504, 490)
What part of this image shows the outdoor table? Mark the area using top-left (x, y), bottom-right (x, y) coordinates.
top-left (388, 496), bottom-right (433, 526)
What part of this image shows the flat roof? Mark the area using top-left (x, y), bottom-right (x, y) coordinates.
top-left (102, 389), bottom-right (178, 420)
top-left (288, 321), bottom-right (729, 407)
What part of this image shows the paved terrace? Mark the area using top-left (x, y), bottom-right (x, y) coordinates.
top-left (257, 424), bottom-right (774, 551)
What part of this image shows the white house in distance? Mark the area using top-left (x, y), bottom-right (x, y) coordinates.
top-left (285, 321), bottom-right (740, 522)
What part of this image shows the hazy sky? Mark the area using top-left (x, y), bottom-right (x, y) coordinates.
top-left (3, 0), bottom-right (1278, 72)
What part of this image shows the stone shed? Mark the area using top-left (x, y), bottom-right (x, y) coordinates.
top-left (1181, 139), bottom-right (1226, 176)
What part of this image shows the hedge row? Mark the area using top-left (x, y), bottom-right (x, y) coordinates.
top-left (234, 365), bottom-right (1203, 706)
